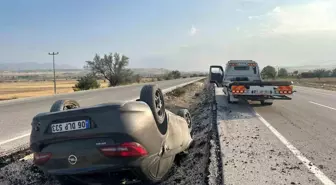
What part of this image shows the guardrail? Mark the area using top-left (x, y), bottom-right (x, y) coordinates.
top-left (0, 77), bottom-right (206, 158)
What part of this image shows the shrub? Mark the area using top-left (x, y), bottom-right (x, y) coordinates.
top-left (73, 74), bottom-right (100, 91)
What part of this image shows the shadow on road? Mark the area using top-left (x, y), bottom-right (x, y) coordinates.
top-left (215, 91), bottom-right (258, 121)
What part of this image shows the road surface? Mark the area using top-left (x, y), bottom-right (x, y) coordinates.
top-left (0, 77), bottom-right (203, 155)
top-left (216, 85), bottom-right (336, 185)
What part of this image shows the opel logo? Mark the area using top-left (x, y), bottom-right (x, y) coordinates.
top-left (68, 155), bottom-right (77, 165)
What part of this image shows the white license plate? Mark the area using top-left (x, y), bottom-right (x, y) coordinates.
top-left (51, 120), bottom-right (89, 133)
top-left (256, 90), bottom-right (270, 95)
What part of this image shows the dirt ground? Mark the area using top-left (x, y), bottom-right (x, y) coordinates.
top-left (0, 80), bottom-right (214, 185)
top-left (291, 77), bottom-right (336, 91)
top-left (0, 80), bottom-right (108, 100)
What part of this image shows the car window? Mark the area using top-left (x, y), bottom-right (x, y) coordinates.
top-left (233, 66), bottom-right (249, 70)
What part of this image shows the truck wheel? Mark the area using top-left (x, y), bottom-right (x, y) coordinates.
top-left (260, 100), bottom-right (273, 106)
top-left (177, 109), bottom-right (192, 133)
top-left (227, 95), bottom-right (232, 104)
top-left (140, 85), bottom-right (168, 135)
top-left (227, 94), bottom-right (237, 104)
top-left (50, 100), bottom-right (80, 112)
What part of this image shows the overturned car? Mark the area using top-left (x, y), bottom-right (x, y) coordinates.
top-left (29, 84), bottom-right (193, 185)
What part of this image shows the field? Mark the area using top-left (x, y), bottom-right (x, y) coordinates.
top-left (0, 78), bottom-right (154, 101)
top-left (290, 77), bottom-right (336, 91)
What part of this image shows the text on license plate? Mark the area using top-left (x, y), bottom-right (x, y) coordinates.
top-left (256, 90), bottom-right (271, 95)
top-left (51, 120), bottom-right (89, 133)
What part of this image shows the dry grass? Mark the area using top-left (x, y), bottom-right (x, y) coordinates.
top-left (289, 77), bottom-right (336, 91)
top-left (0, 78), bottom-right (151, 100)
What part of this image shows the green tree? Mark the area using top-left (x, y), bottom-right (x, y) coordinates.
top-left (293, 70), bottom-right (299, 76)
top-left (163, 72), bottom-right (173, 80)
top-left (277, 68), bottom-right (288, 78)
top-left (85, 52), bottom-right (133, 86)
top-left (171, 70), bottom-right (181, 79)
top-left (163, 70), bottom-right (182, 80)
top-left (332, 68), bottom-right (336, 77)
top-left (73, 74), bottom-right (100, 91)
top-left (323, 70), bottom-right (331, 77)
top-left (313, 69), bottom-right (326, 80)
top-left (261, 66), bottom-right (277, 79)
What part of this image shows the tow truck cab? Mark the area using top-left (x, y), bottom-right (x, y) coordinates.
top-left (224, 60), bottom-right (261, 82)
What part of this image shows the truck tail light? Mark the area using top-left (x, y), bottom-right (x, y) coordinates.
top-left (100, 142), bottom-right (148, 157)
top-left (231, 85), bottom-right (246, 94)
top-left (33, 152), bottom-right (52, 165)
top-left (277, 86), bottom-right (293, 94)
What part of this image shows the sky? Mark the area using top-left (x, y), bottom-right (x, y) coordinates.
top-left (1, 0), bottom-right (336, 71)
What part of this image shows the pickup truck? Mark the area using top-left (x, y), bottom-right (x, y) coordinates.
top-left (209, 60), bottom-right (294, 105)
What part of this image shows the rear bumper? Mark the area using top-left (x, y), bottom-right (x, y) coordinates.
top-left (47, 164), bottom-right (137, 175)
top-left (233, 95), bottom-right (292, 100)
top-left (42, 154), bottom-right (152, 176)
top-left (54, 168), bottom-right (143, 184)
top-left (228, 81), bottom-right (293, 87)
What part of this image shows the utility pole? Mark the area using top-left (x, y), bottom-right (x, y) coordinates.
top-left (48, 52), bottom-right (59, 94)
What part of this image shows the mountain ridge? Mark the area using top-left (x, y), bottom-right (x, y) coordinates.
top-left (0, 62), bottom-right (78, 71)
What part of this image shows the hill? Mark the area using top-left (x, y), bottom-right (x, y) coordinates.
top-left (0, 62), bottom-right (205, 77)
top-left (0, 62), bottom-right (79, 71)
top-left (281, 62), bottom-right (336, 73)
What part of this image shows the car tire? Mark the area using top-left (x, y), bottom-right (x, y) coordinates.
top-left (50, 99), bottom-right (80, 112)
top-left (177, 109), bottom-right (192, 133)
top-left (140, 84), bottom-right (168, 135)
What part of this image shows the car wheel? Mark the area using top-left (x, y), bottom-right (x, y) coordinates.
top-left (140, 85), bottom-right (168, 135)
top-left (177, 109), bottom-right (192, 133)
top-left (141, 155), bottom-right (175, 183)
top-left (50, 99), bottom-right (80, 112)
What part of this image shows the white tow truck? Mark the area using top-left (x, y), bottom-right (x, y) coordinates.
top-left (209, 60), bottom-right (294, 105)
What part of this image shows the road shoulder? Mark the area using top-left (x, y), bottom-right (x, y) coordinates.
top-left (215, 88), bottom-right (322, 185)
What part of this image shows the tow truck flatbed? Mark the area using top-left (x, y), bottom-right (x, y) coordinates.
top-left (210, 60), bottom-right (295, 105)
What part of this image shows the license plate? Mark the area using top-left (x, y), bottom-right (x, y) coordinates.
top-left (51, 120), bottom-right (89, 133)
top-left (256, 90), bottom-right (270, 95)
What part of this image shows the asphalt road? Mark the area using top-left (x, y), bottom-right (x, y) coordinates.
top-left (216, 85), bottom-right (336, 185)
top-left (0, 77), bottom-right (203, 154)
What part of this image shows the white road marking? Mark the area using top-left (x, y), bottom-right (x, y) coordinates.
top-left (0, 133), bottom-right (30, 146)
top-left (252, 109), bottom-right (336, 185)
top-left (309, 101), bottom-right (336, 111)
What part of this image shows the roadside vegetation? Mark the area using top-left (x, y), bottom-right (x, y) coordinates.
top-left (261, 65), bottom-right (336, 91)
top-left (0, 52), bottom-right (206, 100)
